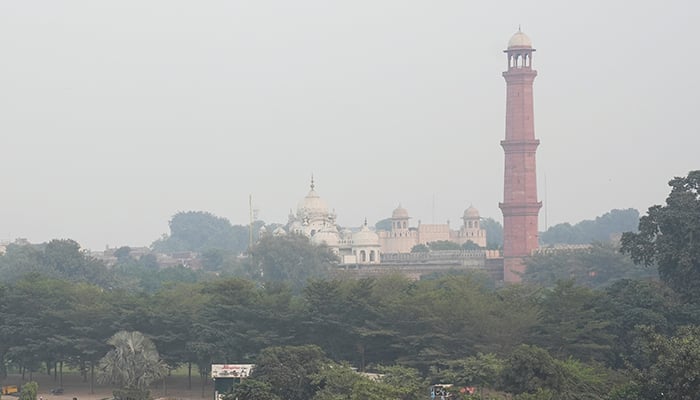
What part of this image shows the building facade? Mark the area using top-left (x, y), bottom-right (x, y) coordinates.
top-left (272, 178), bottom-right (382, 265)
top-left (377, 205), bottom-right (487, 253)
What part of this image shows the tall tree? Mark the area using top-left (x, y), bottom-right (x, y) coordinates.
top-left (97, 331), bottom-right (167, 400)
top-left (621, 171), bottom-right (700, 301)
top-left (249, 235), bottom-right (337, 291)
top-left (481, 218), bottom-right (504, 249)
top-left (622, 325), bottom-right (700, 400)
top-left (151, 211), bottom-right (258, 255)
top-left (252, 345), bottom-right (328, 400)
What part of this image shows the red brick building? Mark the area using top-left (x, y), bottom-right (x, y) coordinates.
top-left (499, 30), bottom-right (542, 283)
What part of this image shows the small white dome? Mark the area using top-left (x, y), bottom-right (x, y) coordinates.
top-left (273, 227), bottom-right (287, 236)
top-left (392, 205), bottom-right (409, 219)
top-left (507, 30), bottom-right (532, 49)
top-left (463, 206), bottom-right (480, 219)
top-left (353, 223), bottom-right (380, 246)
top-left (313, 226), bottom-right (340, 247)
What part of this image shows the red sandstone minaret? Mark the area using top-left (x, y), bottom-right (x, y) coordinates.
top-left (499, 29), bottom-right (542, 283)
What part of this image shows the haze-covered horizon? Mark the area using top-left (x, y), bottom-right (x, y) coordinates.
top-left (1, 1), bottom-right (697, 250)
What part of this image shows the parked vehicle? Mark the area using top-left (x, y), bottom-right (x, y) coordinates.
top-left (1, 385), bottom-right (19, 396)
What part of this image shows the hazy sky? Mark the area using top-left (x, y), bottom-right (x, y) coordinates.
top-left (0, 1), bottom-right (697, 250)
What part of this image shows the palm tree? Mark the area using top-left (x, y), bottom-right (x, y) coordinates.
top-left (97, 331), bottom-right (167, 400)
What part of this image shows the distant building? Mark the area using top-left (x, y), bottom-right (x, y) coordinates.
top-left (377, 205), bottom-right (487, 253)
top-left (270, 178), bottom-right (382, 265)
top-left (268, 178), bottom-right (488, 269)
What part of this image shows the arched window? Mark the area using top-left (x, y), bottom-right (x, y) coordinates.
top-left (369, 251), bottom-right (375, 262)
top-left (360, 250), bottom-right (366, 262)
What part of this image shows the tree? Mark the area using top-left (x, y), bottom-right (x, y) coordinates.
top-left (374, 218), bottom-right (392, 232)
top-left (530, 281), bottom-right (613, 362)
top-left (499, 345), bottom-right (563, 396)
top-left (224, 379), bottom-right (280, 400)
top-left (18, 382), bottom-right (37, 400)
top-left (625, 325), bottom-right (700, 400)
top-left (443, 353), bottom-right (504, 388)
top-left (427, 241), bottom-right (461, 251)
top-left (542, 208), bottom-right (639, 245)
top-left (310, 363), bottom-right (363, 400)
top-left (375, 365), bottom-right (426, 400)
top-left (113, 246), bottom-right (132, 262)
top-left (43, 239), bottom-right (111, 286)
top-left (249, 235), bottom-right (338, 291)
top-left (0, 239), bottom-right (112, 288)
top-left (97, 331), bottom-right (167, 400)
top-left (523, 242), bottom-right (656, 288)
top-left (601, 279), bottom-right (694, 369)
top-left (151, 211), bottom-right (252, 254)
top-left (621, 171), bottom-right (700, 301)
top-left (410, 244), bottom-right (429, 253)
top-left (481, 218), bottom-right (504, 249)
top-left (252, 345), bottom-right (329, 400)
top-left (461, 240), bottom-right (481, 250)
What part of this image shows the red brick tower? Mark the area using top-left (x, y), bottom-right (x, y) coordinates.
top-left (499, 29), bottom-right (542, 283)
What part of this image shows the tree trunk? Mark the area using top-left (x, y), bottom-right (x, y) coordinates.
top-left (200, 371), bottom-right (206, 398)
top-left (90, 361), bottom-right (95, 394)
top-left (59, 361), bottom-right (63, 387)
top-left (187, 362), bottom-right (192, 390)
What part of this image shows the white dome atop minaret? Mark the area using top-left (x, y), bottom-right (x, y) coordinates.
top-left (507, 28), bottom-right (533, 49)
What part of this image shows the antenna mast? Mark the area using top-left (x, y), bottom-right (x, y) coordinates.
top-left (249, 194), bottom-right (254, 250)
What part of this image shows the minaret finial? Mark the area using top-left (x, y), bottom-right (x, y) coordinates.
top-left (518, 24), bottom-right (521, 32)
top-left (364, 217), bottom-right (368, 226)
top-left (310, 174), bottom-right (315, 190)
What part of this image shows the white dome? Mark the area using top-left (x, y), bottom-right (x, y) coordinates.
top-left (273, 227), bottom-right (287, 236)
top-left (392, 205), bottom-right (409, 219)
top-left (353, 223), bottom-right (379, 246)
top-left (507, 30), bottom-right (532, 49)
top-left (297, 179), bottom-right (329, 219)
top-left (463, 206), bottom-right (480, 219)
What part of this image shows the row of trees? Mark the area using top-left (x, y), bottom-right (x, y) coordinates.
top-left (1, 271), bottom-right (696, 398)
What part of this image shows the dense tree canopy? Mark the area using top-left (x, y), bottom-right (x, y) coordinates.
top-left (542, 208), bottom-right (639, 245)
top-left (621, 171), bottom-right (700, 301)
top-left (0, 239), bottom-right (112, 287)
top-left (151, 211), bottom-right (259, 255)
top-left (248, 235), bottom-right (338, 291)
top-left (524, 242), bottom-right (656, 288)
